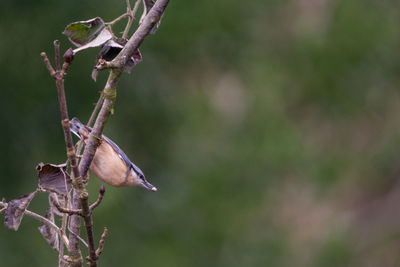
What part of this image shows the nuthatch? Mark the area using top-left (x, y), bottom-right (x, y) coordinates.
top-left (69, 117), bottom-right (157, 191)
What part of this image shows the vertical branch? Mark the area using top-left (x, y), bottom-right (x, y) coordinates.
top-left (68, 191), bottom-right (83, 267)
top-left (41, 44), bottom-right (85, 266)
top-left (76, 6), bottom-right (171, 260)
top-left (78, 69), bottom-right (122, 180)
top-left (39, 1), bottom-right (171, 266)
top-left (78, 0), bottom-right (170, 179)
top-left (71, 69), bottom-right (121, 267)
top-left (54, 40), bottom-right (61, 71)
top-left (59, 196), bottom-right (69, 267)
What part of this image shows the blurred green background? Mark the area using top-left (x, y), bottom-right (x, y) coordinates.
top-left (1, 0), bottom-right (400, 266)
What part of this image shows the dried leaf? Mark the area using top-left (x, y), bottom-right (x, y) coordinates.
top-left (97, 39), bottom-right (125, 61)
top-left (38, 208), bottom-right (59, 251)
top-left (73, 28), bottom-right (113, 54)
top-left (91, 68), bottom-right (99, 82)
top-left (123, 49), bottom-right (142, 73)
top-left (4, 191), bottom-right (37, 231)
top-left (36, 162), bottom-right (71, 196)
top-left (91, 39), bottom-right (142, 81)
top-left (63, 17), bottom-right (106, 47)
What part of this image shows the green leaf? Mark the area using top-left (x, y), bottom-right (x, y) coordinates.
top-left (63, 17), bottom-right (106, 47)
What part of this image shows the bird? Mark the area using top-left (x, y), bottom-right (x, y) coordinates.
top-left (69, 117), bottom-right (157, 191)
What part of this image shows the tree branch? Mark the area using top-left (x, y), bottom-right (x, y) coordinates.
top-left (59, 196), bottom-right (68, 267)
top-left (41, 43), bottom-right (86, 266)
top-left (77, 2), bottom-right (170, 260)
top-left (74, 1), bottom-right (169, 261)
top-left (78, 69), bottom-right (122, 181)
top-left (79, 0), bottom-right (170, 181)
top-left (24, 209), bottom-right (70, 248)
top-left (51, 197), bottom-right (83, 216)
top-left (113, 0), bottom-right (170, 68)
top-left (38, 1), bottom-right (171, 266)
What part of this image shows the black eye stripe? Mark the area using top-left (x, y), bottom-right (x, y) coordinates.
top-left (130, 164), bottom-right (145, 180)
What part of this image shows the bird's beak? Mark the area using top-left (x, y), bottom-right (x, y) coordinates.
top-left (141, 179), bottom-right (157, 192)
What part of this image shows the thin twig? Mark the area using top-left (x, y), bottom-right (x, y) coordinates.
top-left (88, 92), bottom-right (105, 128)
top-left (75, 91), bottom-right (104, 157)
top-left (59, 196), bottom-right (68, 267)
top-left (40, 53), bottom-right (56, 77)
top-left (40, 49), bottom-right (80, 183)
top-left (126, 0), bottom-right (132, 11)
top-left (68, 225), bottom-right (89, 248)
top-left (122, 0), bottom-right (141, 39)
top-left (132, 0), bottom-right (142, 18)
top-left (89, 185), bottom-right (106, 213)
top-left (54, 40), bottom-right (61, 71)
top-left (24, 209), bottom-right (70, 247)
top-left (52, 197), bottom-right (83, 216)
top-left (96, 227), bottom-right (108, 256)
top-left (106, 13), bottom-right (130, 26)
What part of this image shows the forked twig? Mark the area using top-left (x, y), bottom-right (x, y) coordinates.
top-left (96, 227), bottom-right (108, 256)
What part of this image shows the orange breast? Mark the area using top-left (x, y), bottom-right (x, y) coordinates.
top-left (90, 140), bottom-right (135, 187)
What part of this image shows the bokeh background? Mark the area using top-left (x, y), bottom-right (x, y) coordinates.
top-left (1, 0), bottom-right (400, 266)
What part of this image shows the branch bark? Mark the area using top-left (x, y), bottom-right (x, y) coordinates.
top-left (41, 44), bottom-right (86, 266)
top-left (79, 0), bottom-right (171, 179)
top-left (113, 0), bottom-right (171, 68)
top-left (76, 2), bottom-right (170, 262)
top-left (40, 1), bottom-right (171, 266)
